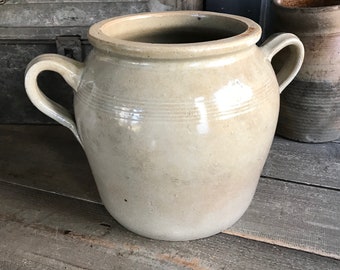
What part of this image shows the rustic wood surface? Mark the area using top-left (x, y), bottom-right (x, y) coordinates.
top-left (0, 125), bottom-right (339, 268)
top-left (263, 136), bottom-right (340, 189)
top-left (1, 180), bottom-right (339, 270)
top-left (227, 178), bottom-right (340, 259)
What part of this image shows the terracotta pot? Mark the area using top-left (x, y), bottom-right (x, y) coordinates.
top-left (273, 0), bottom-right (340, 142)
top-left (24, 11), bottom-right (304, 241)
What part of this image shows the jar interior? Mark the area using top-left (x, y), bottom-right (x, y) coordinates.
top-left (100, 14), bottom-right (249, 44)
top-left (121, 27), bottom-right (242, 44)
top-left (276, 0), bottom-right (340, 7)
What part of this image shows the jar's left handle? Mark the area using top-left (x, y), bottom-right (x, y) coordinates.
top-left (25, 54), bottom-right (84, 146)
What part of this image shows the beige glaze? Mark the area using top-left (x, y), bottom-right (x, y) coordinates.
top-left (25, 11), bottom-right (304, 241)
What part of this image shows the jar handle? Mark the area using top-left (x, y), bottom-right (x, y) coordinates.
top-left (25, 54), bottom-right (84, 146)
top-left (260, 33), bottom-right (304, 93)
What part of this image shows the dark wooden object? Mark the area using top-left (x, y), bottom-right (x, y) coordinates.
top-left (0, 0), bottom-right (203, 124)
top-left (0, 125), bottom-right (339, 268)
top-left (0, 0), bottom-right (203, 40)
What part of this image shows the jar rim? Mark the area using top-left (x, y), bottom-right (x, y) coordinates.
top-left (88, 11), bottom-right (262, 59)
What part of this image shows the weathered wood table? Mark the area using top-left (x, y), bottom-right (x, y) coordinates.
top-left (0, 125), bottom-right (339, 269)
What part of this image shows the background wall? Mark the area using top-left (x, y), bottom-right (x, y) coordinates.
top-left (205, 0), bottom-right (273, 41)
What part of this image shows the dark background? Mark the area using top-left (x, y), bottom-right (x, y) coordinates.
top-left (0, 0), bottom-right (272, 124)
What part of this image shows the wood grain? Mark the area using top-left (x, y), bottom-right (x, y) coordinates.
top-left (0, 125), bottom-right (100, 202)
top-left (263, 136), bottom-right (340, 189)
top-left (0, 180), bottom-right (338, 270)
top-left (228, 177), bottom-right (340, 259)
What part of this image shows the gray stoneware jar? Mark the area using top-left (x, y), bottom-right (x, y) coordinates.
top-left (25, 11), bottom-right (304, 241)
top-left (273, 0), bottom-right (340, 142)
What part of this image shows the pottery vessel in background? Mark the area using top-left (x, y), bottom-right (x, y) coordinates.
top-left (273, 0), bottom-right (340, 142)
top-left (24, 11), bottom-right (304, 240)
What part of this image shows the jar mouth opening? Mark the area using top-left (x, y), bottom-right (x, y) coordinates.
top-left (99, 13), bottom-right (248, 44)
top-left (274, 0), bottom-right (340, 8)
top-left (88, 11), bottom-right (261, 59)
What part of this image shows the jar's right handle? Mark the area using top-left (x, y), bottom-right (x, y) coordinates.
top-left (260, 33), bottom-right (304, 93)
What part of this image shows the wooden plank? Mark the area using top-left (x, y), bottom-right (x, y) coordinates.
top-left (0, 180), bottom-right (339, 270)
top-left (0, 125), bottom-right (100, 202)
top-left (227, 177), bottom-right (340, 259)
top-left (0, 2), bottom-right (149, 28)
top-left (0, 26), bottom-right (90, 40)
top-left (1, 125), bottom-right (339, 258)
top-left (262, 136), bottom-right (340, 189)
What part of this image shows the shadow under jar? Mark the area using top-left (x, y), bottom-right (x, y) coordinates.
top-left (273, 0), bottom-right (340, 142)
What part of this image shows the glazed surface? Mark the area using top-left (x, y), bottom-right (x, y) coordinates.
top-left (74, 47), bottom-right (279, 240)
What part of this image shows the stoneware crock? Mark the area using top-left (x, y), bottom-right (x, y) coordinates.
top-left (25, 11), bottom-right (304, 241)
top-left (273, 0), bottom-right (340, 142)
